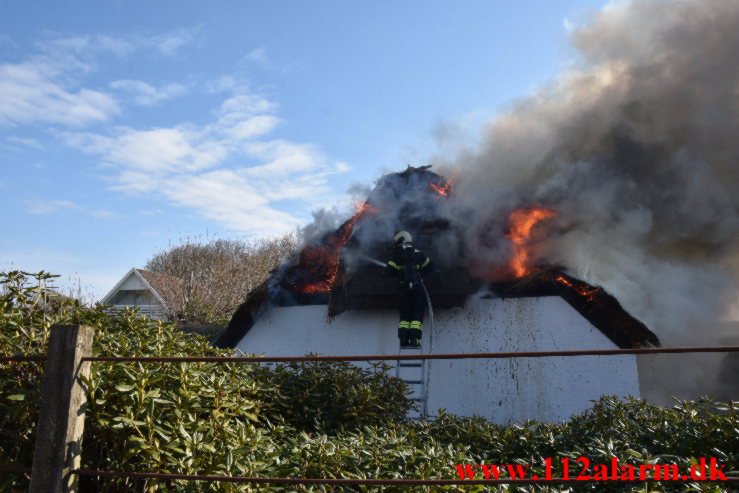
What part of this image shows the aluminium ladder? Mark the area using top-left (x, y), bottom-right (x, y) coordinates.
top-left (395, 279), bottom-right (435, 420)
top-left (396, 344), bottom-right (428, 420)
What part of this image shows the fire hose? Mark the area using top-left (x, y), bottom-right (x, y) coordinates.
top-left (420, 278), bottom-right (434, 337)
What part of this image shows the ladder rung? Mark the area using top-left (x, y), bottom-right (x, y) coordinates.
top-left (404, 380), bottom-right (423, 385)
top-left (398, 363), bottom-right (423, 367)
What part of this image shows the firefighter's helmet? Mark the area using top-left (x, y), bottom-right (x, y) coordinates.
top-left (394, 230), bottom-right (412, 245)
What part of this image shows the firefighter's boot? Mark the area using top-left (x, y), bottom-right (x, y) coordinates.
top-left (398, 321), bottom-right (410, 347)
top-left (408, 321), bottom-right (423, 348)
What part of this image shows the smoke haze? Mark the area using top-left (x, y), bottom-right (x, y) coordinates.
top-left (432, 0), bottom-right (739, 401)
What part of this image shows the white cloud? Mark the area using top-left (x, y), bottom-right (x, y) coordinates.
top-left (0, 60), bottom-right (119, 127)
top-left (137, 209), bottom-right (164, 216)
top-left (27, 199), bottom-right (116, 217)
top-left (205, 75), bottom-right (244, 94)
top-left (162, 170), bottom-right (301, 234)
top-left (0, 31), bottom-right (199, 127)
top-left (0, 28), bottom-right (203, 128)
top-left (111, 170), bottom-right (160, 193)
top-left (66, 86), bottom-right (350, 236)
top-left (241, 47), bottom-right (296, 74)
top-left (38, 35), bottom-right (134, 58)
top-left (97, 35), bottom-right (138, 57)
top-left (110, 80), bottom-right (187, 106)
top-left (244, 140), bottom-right (327, 177)
top-left (1, 33), bottom-right (348, 236)
top-left (69, 127), bottom-right (227, 177)
top-left (152, 29), bottom-right (198, 56)
top-left (28, 199), bottom-right (76, 215)
top-left (217, 94), bottom-right (277, 122)
top-left (37, 30), bottom-right (197, 59)
top-left (6, 136), bottom-right (45, 149)
top-left (245, 47), bottom-right (270, 67)
top-left (227, 115), bottom-right (280, 140)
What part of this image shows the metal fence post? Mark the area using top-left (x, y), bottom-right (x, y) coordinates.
top-left (29, 325), bottom-right (94, 493)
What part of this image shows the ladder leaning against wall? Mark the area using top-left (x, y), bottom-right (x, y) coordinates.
top-left (396, 345), bottom-right (428, 419)
top-left (395, 278), bottom-right (435, 420)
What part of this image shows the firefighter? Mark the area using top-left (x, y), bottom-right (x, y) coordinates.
top-left (386, 231), bottom-right (432, 348)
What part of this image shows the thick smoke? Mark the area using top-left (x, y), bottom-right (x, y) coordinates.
top-left (434, 0), bottom-right (739, 401)
top-left (298, 184), bottom-right (373, 245)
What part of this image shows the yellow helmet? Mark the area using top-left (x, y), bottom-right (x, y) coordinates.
top-left (394, 230), bottom-right (412, 245)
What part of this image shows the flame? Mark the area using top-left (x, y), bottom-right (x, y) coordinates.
top-left (506, 206), bottom-right (556, 278)
top-left (296, 203), bottom-right (378, 294)
top-left (555, 275), bottom-right (601, 301)
top-left (429, 177), bottom-right (454, 197)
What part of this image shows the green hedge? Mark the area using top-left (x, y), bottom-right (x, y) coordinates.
top-left (1, 271), bottom-right (737, 492)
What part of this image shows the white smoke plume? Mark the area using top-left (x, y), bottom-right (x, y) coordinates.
top-left (434, 0), bottom-right (739, 401)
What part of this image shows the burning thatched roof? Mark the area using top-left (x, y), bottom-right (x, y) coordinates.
top-left (214, 166), bottom-right (660, 350)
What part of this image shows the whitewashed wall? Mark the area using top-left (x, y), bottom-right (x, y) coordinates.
top-left (235, 293), bottom-right (640, 424)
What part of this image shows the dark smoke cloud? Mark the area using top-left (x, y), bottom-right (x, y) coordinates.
top-left (433, 0), bottom-right (739, 401)
top-left (291, 0), bottom-right (738, 401)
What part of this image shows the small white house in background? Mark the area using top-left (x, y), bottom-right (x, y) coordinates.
top-left (100, 268), bottom-right (185, 320)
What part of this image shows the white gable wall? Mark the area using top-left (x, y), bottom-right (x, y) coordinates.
top-left (235, 294), bottom-right (640, 424)
top-left (119, 273), bottom-right (146, 290)
top-left (427, 296), bottom-right (639, 423)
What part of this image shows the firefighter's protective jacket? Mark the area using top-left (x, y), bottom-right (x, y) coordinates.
top-left (386, 243), bottom-right (432, 287)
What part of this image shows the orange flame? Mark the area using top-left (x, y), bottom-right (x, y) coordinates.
top-left (296, 203), bottom-right (378, 294)
top-left (555, 276), bottom-right (601, 301)
top-left (506, 206), bottom-right (555, 278)
top-left (429, 177), bottom-right (453, 197)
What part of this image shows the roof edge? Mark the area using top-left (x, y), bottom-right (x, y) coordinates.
top-left (99, 267), bottom-right (138, 305)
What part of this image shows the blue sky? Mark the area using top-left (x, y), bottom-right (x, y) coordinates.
top-left (0, 0), bottom-right (608, 299)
